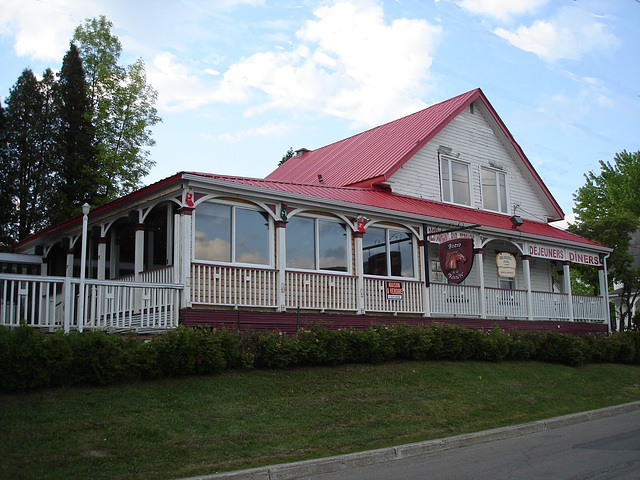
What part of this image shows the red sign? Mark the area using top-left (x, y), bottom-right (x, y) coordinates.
top-left (439, 238), bottom-right (474, 284)
top-left (386, 281), bottom-right (403, 300)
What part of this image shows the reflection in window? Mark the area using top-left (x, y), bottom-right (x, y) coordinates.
top-left (441, 157), bottom-right (471, 206)
top-left (481, 168), bottom-right (507, 213)
top-left (363, 227), bottom-right (414, 277)
top-left (194, 202), bottom-right (269, 265)
top-left (287, 216), bottom-right (348, 271)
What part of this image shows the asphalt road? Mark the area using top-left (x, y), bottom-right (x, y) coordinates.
top-left (301, 409), bottom-right (640, 480)
top-left (186, 403), bottom-right (640, 480)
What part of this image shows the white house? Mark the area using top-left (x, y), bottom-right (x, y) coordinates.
top-left (3, 89), bottom-right (612, 335)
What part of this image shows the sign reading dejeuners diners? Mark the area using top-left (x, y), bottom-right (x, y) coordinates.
top-left (526, 243), bottom-right (601, 266)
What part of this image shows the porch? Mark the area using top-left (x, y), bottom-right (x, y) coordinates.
top-left (1, 263), bottom-right (607, 333)
top-left (189, 264), bottom-right (607, 322)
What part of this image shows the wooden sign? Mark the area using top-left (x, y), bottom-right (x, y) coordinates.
top-left (439, 238), bottom-right (474, 284)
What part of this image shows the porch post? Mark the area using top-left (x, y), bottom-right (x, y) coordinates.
top-left (65, 243), bottom-right (74, 278)
top-left (276, 220), bottom-right (287, 311)
top-left (180, 207), bottom-right (194, 308)
top-left (522, 255), bottom-right (534, 321)
top-left (354, 231), bottom-right (365, 314)
top-left (598, 259), bottom-right (611, 334)
top-left (134, 222), bottom-right (145, 282)
top-left (97, 234), bottom-right (107, 280)
top-left (420, 240), bottom-right (430, 317)
top-left (173, 213), bottom-right (181, 284)
top-left (475, 248), bottom-right (486, 319)
top-left (563, 261), bottom-right (574, 321)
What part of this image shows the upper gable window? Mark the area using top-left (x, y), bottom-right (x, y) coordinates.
top-left (481, 167), bottom-right (508, 213)
top-left (440, 156), bottom-right (471, 206)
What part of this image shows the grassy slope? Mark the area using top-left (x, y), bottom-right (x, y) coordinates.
top-left (1, 361), bottom-right (639, 480)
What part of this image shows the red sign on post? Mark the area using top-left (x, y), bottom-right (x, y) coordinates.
top-left (439, 238), bottom-right (474, 284)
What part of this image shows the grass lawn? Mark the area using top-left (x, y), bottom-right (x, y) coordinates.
top-left (1, 361), bottom-right (639, 480)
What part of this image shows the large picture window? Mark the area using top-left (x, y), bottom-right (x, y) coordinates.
top-left (441, 156), bottom-right (471, 206)
top-left (194, 202), bottom-right (270, 265)
top-left (481, 167), bottom-right (508, 213)
top-left (287, 216), bottom-right (348, 272)
top-left (363, 227), bottom-right (414, 277)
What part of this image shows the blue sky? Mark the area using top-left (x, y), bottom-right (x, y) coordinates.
top-left (1, 0), bottom-right (638, 222)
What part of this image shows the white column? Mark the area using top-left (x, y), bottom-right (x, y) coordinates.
top-left (522, 255), bottom-right (534, 321)
top-left (421, 240), bottom-right (430, 317)
top-left (276, 220), bottom-right (287, 311)
top-left (598, 259), bottom-right (611, 334)
top-left (475, 248), bottom-right (486, 319)
top-left (354, 231), bottom-right (365, 314)
top-left (97, 232), bottom-right (107, 280)
top-left (134, 222), bottom-right (145, 282)
top-left (180, 207), bottom-right (194, 308)
top-left (173, 213), bottom-right (181, 284)
top-left (65, 245), bottom-right (74, 278)
top-left (563, 261), bottom-right (574, 322)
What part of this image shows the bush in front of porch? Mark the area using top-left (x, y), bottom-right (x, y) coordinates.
top-left (1, 323), bottom-right (639, 393)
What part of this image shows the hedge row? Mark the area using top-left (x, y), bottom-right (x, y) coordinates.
top-left (1, 323), bottom-right (639, 392)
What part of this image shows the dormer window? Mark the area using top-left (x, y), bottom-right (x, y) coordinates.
top-left (440, 156), bottom-right (471, 206)
top-left (481, 167), bottom-right (508, 213)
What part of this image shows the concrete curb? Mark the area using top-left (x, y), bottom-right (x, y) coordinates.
top-left (180, 401), bottom-right (640, 480)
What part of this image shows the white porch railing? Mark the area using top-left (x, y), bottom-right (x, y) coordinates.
top-left (531, 291), bottom-right (570, 320)
top-left (485, 287), bottom-right (528, 319)
top-left (363, 277), bottom-right (423, 314)
top-left (430, 283), bottom-right (481, 317)
top-left (573, 294), bottom-right (606, 322)
top-left (191, 264), bottom-right (278, 308)
top-left (0, 273), bottom-right (182, 332)
top-left (285, 271), bottom-right (357, 311)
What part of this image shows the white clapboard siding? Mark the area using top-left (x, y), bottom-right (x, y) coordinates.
top-left (386, 103), bottom-right (553, 223)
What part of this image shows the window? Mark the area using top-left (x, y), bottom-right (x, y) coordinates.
top-left (481, 168), bottom-right (508, 213)
top-left (287, 216), bottom-right (348, 271)
top-left (499, 277), bottom-right (515, 290)
top-left (441, 157), bottom-right (471, 206)
top-left (194, 202), bottom-right (270, 265)
top-left (363, 227), bottom-right (414, 277)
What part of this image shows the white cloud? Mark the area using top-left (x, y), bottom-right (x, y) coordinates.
top-left (0, 0), bottom-right (98, 61)
top-left (454, 0), bottom-right (550, 21)
top-left (210, 0), bottom-right (442, 125)
top-left (493, 6), bottom-right (620, 61)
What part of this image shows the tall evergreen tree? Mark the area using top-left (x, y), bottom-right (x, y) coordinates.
top-left (0, 101), bottom-right (15, 249)
top-left (3, 69), bottom-right (52, 240)
top-left (49, 43), bottom-right (102, 225)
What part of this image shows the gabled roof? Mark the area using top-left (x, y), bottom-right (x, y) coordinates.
top-left (267, 88), bottom-right (563, 220)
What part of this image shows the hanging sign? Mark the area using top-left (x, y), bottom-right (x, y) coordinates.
top-left (439, 238), bottom-right (474, 284)
top-left (496, 252), bottom-right (516, 278)
top-left (386, 281), bottom-right (403, 300)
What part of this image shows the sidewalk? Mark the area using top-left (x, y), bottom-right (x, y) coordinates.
top-left (178, 401), bottom-right (640, 480)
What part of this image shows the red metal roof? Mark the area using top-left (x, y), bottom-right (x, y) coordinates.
top-left (192, 173), bottom-right (605, 250)
top-left (267, 88), bottom-right (563, 219)
top-left (267, 89), bottom-right (480, 187)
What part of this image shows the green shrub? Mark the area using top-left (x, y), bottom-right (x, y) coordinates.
top-left (538, 332), bottom-right (591, 366)
top-left (0, 325), bottom-right (50, 392)
top-left (297, 323), bottom-right (348, 366)
top-left (150, 326), bottom-right (226, 376)
top-left (244, 331), bottom-right (300, 368)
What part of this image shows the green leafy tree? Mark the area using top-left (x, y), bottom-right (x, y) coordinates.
top-left (72, 16), bottom-right (161, 199)
top-left (569, 150), bottom-right (640, 331)
top-left (48, 43), bottom-right (103, 225)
